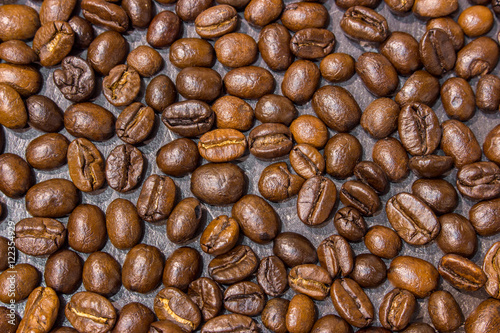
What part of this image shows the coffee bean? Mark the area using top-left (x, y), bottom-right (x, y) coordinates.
top-left (137, 174), bottom-right (176, 223)
top-left (257, 256), bottom-right (288, 297)
top-left (458, 5), bottom-right (493, 37)
top-left (412, 0), bottom-right (458, 17)
top-left (317, 235), bottom-right (354, 278)
top-left (282, 60), bottom-right (320, 105)
top-left (289, 264), bottom-right (332, 300)
top-left (441, 77), bottom-right (476, 121)
top-left (349, 253), bottom-right (387, 288)
top-left (419, 29), bottom-right (456, 77)
top-left (67, 204), bottom-right (106, 253)
top-left (401, 323), bottom-right (435, 333)
top-left (87, 31), bottom-right (128, 76)
top-left (0, 237), bottom-right (11, 271)
top-left (53, 56), bottom-right (95, 103)
top-left (15, 218), bottom-right (66, 256)
top-left (245, 0), bottom-right (283, 27)
top-left (281, 2), bottom-right (329, 31)
top-left (147, 11), bottom-right (181, 48)
top-left (286, 294), bottom-right (317, 333)
top-left (255, 94), bottom-right (297, 126)
top-left (149, 321), bottom-right (185, 333)
top-left (25, 95), bottom-right (63, 133)
top-left (156, 138), bottom-right (199, 177)
top-left (340, 6), bottom-right (389, 43)
top-left (455, 36), bottom-right (499, 80)
top-left (198, 129), bottom-right (247, 163)
top-left (215, 33), bottom-right (258, 68)
top-left (208, 245), bottom-right (258, 284)
top-left (0, 306), bottom-right (19, 333)
top-left (469, 198), bottom-right (500, 236)
top-left (465, 298), bottom-right (500, 333)
top-left (195, 5), bottom-right (238, 39)
top-left (320, 53), bottom-right (355, 83)
top-left (163, 247), bottom-right (201, 291)
top-left (248, 123), bottom-right (293, 159)
top-left (340, 180), bottom-right (380, 217)
top-left (25, 133), bottom-right (68, 171)
top-left (167, 198), bottom-right (202, 244)
top-left (373, 138), bottom-right (409, 182)
top-left (457, 161), bottom-right (500, 201)
top-left (122, 244), bottom-right (164, 293)
top-left (82, 252), bottom-right (121, 297)
top-left (162, 100), bottom-right (214, 137)
top-left (324, 133), bottom-right (362, 179)
top-left (67, 138), bottom-right (105, 193)
top-left (380, 31), bottom-right (421, 76)
top-left (81, 0), bottom-right (129, 32)
top-left (439, 253), bottom-right (487, 291)
top-left (258, 23), bottom-right (294, 72)
top-left (17, 287), bottom-right (59, 333)
top-left (428, 290), bottom-right (463, 332)
top-left (44, 249), bottom-right (83, 294)
top-left (258, 162), bottom-right (304, 202)
top-left (32, 21), bottom-right (74, 67)
top-left (334, 207), bottom-right (367, 242)
top-left (387, 256), bottom-right (439, 298)
top-left (437, 213), bottom-right (477, 258)
top-left (262, 298), bottom-right (289, 333)
top-left (331, 278), bottom-right (374, 328)
top-left (116, 103), bottom-right (155, 145)
top-left (64, 103), bottom-right (115, 142)
top-left (188, 277), bottom-right (223, 322)
top-left (291, 28), bottom-right (335, 60)
top-left (0, 264), bottom-right (40, 303)
top-left (364, 226), bottom-right (402, 259)
top-left (103, 65), bottom-right (141, 107)
top-left (0, 84), bottom-right (27, 129)
top-left (106, 198), bottom-right (142, 250)
top-left (297, 176), bottom-right (336, 226)
top-left (201, 314), bottom-right (259, 333)
top-left (145, 75), bottom-right (177, 113)
top-left (69, 16), bottom-right (94, 49)
top-left (105, 144), bottom-right (144, 193)
top-left (200, 215), bottom-right (239, 256)
top-left (336, 0), bottom-right (381, 8)
top-left (112, 302), bottom-right (155, 333)
top-left (122, 0), bottom-right (153, 28)
top-left (0, 64), bottom-right (42, 98)
top-left (398, 103), bottom-right (441, 156)
top-left (224, 66), bottom-right (275, 99)
top-left (212, 96), bottom-right (254, 131)
top-left (311, 314), bottom-right (353, 333)
top-left (361, 98), bottom-right (400, 139)
top-left (0, 40), bottom-right (38, 65)
top-left (395, 70), bottom-right (441, 107)
top-left (191, 163), bottom-right (245, 205)
top-left (170, 38), bottom-right (215, 69)
top-left (484, 124), bottom-right (500, 165)
top-left (477, 74), bottom-right (500, 112)
top-left (441, 120), bottom-right (482, 168)
top-left (379, 288), bottom-right (416, 331)
top-left (412, 178), bottom-right (458, 215)
top-left (354, 161), bottom-right (389, 195)
top-left (289, 144), bottom-right (325, 179)
top-left (176, 67), bottom-right (222, 102)
top-left (0, 153), bottom-right (34, 198)
top-left (224, 281), bottom-right (265, 316)
top-left (0, 5), bottom-right (40, 41)
top-left (26, 179), bottom-right (79, 218)
top-left (484, 242), bottom-right (500, 298)
top-left (65, 291), bottom-right (117, 333)
top-left (409, 155), bottom-right (454, 178)
top-left (176, 0), bottom-right (213, 22)
top-left (290, 115), bottom-right (328, 149)
top-left (356, 52), bottom-right (399, 97)
top-left (127, 45), bottom-right (163, 77)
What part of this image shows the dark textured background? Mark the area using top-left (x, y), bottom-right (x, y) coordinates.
top-left (1, 0), bottom-right (499, 331)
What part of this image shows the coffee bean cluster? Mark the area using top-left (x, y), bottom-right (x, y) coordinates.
top-left (0, 0), bottom-right (499, 332)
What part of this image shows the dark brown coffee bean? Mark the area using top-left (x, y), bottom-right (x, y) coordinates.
top-left (485, 124), bottom-right (500, 165)
top-left (458, 5), bottom-right (493, 37)
top-left (437, 213), bottom-right (477, 258)
top-left (465, 298), bottom-right (500, 333)
top-left (349, 253), bottom-right (386, 288)
top-left (289, 264), bottom-right (332, 300)
top-left (112, 302), bottom-right (155, 333)
top-left (262, 298), bottom-right (289, 333)
top-left (17, 287), bottom-right (59, 333)
top-left (67, 138), bottom-right (105, 192)
top-left (0, 84), bottom-right (26, 130)
top-left (25, 95), bottom-right (63, 133)
top-left (122, 0), bottom-right (152, 28)
top-left (195, 5), bottom-right (238, 39)
top-left (380, 31), bottom-right (421, 76)
top-left (441, 77), bottom-right (476, 121)
top-left (354, 161), bottom-right (389, 195)
top-left (290, 28), bottom-right (335, 60)
top-left (122, 244), bottom-right (164, 293)
top-left (469, 198), bottom-right (500, 236)
top-left (401, 323), bottom-right (435, 333)
top-left (356, 52), bottom-right (399, 97)
top-left (0, 153), bottom-right (33, 198)
top-left (0, 64), bottom-right (42, 97)
top-left (208, 245), bottom-right (258, 284)
top-left (412, 178), bottom-right (458, 215)
top-left (162, 100), bottom-right (214, 137)
top-left (320, 53), bottom-right (355, 83)
top-left (44, 250), bottom-right (83, 294)
top-left (297, 176), bottom-right (336, 226)
top-left (245, 0), bottom-right (283, 27)
top-left (257, 256), bottom-right (287, 297)
top-left (106, 198), bottom-right (142, 250)
top-left (26, 179), bottom-right (79, 218)
top-left (105, 144), bottom-right (144, 193)
top-left (176, 0), bottom-right (213, 22)
top-left (340, 6), bottom-right (389, 43)
top-left (67, 204), bottom-right (106, 253)
top-left (317, 235), bottom-right (354, 278)
top-left (387, 256), bottom-right (439, 298)
top-left (274, 232), bottom-right (317, 268)
top-left (340, 180), bottom-right (380, 217)
top-left (163, 247), bottom-right (201, 291)
top-left (64, 103), bottom-right (115, 141)
top-left (324, 133), bottom-right (362, 179)
top-left (281, 2), bottom-right (328, 32)
top-left (331, 278), bottom-right (374, 328)
top-left (15, 218), bottom-right (66, 256)
top-left (65, 291), bottom-right (117, 333)
top-left (283, 60), bottom-right (321, 105)
top-left (428, 290), bottom-right (463, 332)
top-left (477, 74), bottom-right (500, 112)
top-left (69, 16), bottom-right (94, 49)
top-left (201, 314), bottom-right (259, 333)
top-left (426, 17), bottom-right (464, 52)
top-left (83, 252), bottom-right (121, 297)
top-left (456, 36), bottom-right (499, 80)
top-left (200, 215), bottom-right (239, 256)
top-left (224, 281), bottom-right (265, 316)
top-left (32, 21), bottom-right (74, 67)
top-left (289, 144), bottom-right (325, 179)
top-left (198, 129), bottom-right (247, 163)
top-left (379, 288), bottom-right (416, 331)
top-left (438, 253), bottom-right (487, 291)
top-left (286, 294), bottom-right (317, 333)
top-left (395, 70), bottom-right (441, 107)
top-left (26, 133), bottom-right (68, 170)
top-left (188, 277), bottom-right (223, 321)
top-left (81, 0), bottom-right (129, 32)
top-left (258, 162), bottom-right (304, 202)
top-left (364, 225), bottom-right (402, 259)
top-left (386, 192), bottom-right (440, 245)
top-left (53, 56), bottom-right (95, 103)
top-left (212, 96), bottom-right (254, 131)
top-left (145, 75), bottom-right (176, 113)
top-left (484, 242), bottom-right (500, 298)
top-left (215, 33), bottom-right (257, 68)
top-left (412, 0), bottom-right (458, 17)
top-left (0, 264), bottom-right (40, 303)
top-left (87, 31), bottom-right (128, 76)
top-left (336, 0), bottom-right (381, 8)
top-left (149, 321), bottom-right (185, 333)
top-left (167, 198), bottom-right (203, 244)
top-left (224, 66), bottom-right (275, 100)
top-left (255, 94), bottom-right (297, 126)
top-left (361, 98), bottom-right (400, 139)
top-left (137, 174), bottom-right (176, 223)
top-left (313, 85), bottom-right (361, 132)
top-left (441, 120), bottom-right (481, 168)
top-left (0, 5), bottom-right (40, 41)
top-left (0, 237), bottom-right (11, 272)
top-left (290, 115), bottom-right (328, 149)
top-left (191, 163), bottom-right (245, 205)
top-left (334, 207), bottom-right (367, 242)
top-left (116, 103), bottom-right (155, 145)
top-left (127, 46), bottom-right (162, 78)
top-left (419, 29), bottom-right (456, 77)
top-left (457, 161), bottom-right (500, 201)
top-left (373, 138), bottom-right (409, 182)
top-left (147, 11), bottom-right (181, 48)
top-left (170, 38), bottom-right (215, 69)
top-left (258, 23), bottom-right (294, 72)
top-left (248, 123), bottom-right (293, 159)
top-left (103, 65), bottom-right (140, 107)
top-left (0, 40), bottom-right (38, 65)
top-left (156, 138), bottom-right (199, 177)
top-left (409, 155), bottom-right (454, 178)
top-left (176, 67), bottom-right (222, 102)
top-left (313, 315), bottom-right (353, 333)
top-left (398, 103), bottom-right (441, 156)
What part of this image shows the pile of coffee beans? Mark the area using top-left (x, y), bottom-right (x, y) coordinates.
top-left (0, 0), bottom-right (499, 332)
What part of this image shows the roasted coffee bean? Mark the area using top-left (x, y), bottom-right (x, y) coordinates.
top-left (248, 123), bottom-right (293, 159)
top-left (25, 133), bottom-right (68, 170)
top-left (137, 174), bottom-right (176, 223)
top-left (412, 178), bottom-right (458, 215)
top-left (87, 31), bottom-right (128, 76)
top-left (201, 314), bottom-right (259, 333)
top-left (224, 66), bottom-right (275, 99)
top-left (282, 60), bottom-right (320, 104)
top-left (437, 213), bottom-right (477, 258)
top-left (412, 0), bottom-right (458, 17)
top-left (395, 70), bottom-right (441, 107)
top-left (215, 33), bottom-right (258, 68)
top-left (255, 94), bottom-right (297, 126)
top-left (364, 226), bottom-right (402, 259)
top-left (331, 278), bottom-right (374, 328)
top-left (245, 0), bottom-right (283, 27)
top-left (212, 96), bottom-right (253, 131)
top-left (439, 253), bottom-right (487, 291)
top-left (0, 264), bottom-right (40, 303)
top-left (409, 155), bottom-right (454, 178)
top-left (419, 29), bottom-right (456, 77)
top-left (484, 242), bottom-right (500, 298)
top-left (290, 115), bottom-right (328, 149)
top-left (103, 65), bottom-right (141, 107)
top-left (67, 204), bottom-right (106, 253)
top-left (170, 38), bottom-right (215, 69)
top-left (311, 314), bottom-right (353, 333)
top-left (157, 138), bottom-right (199, 177)
top-left (195, 5), bottom-right (238, 39)
top-left (258, 23), bottom-right (294, 72)
top-left (32, 21), bottom-right (74, 67)
top-left (286, 294), bottom-right (317, 333)
top-left (127, 45), bottom-right (162, 77)
top-left (257, 256), bottom-right (288, 297)
top-left (146, 75), bottom-right (176, 113)
top-left (484, 124), bottom-right (500, 165)
top-left (262, 298), bottom-right (289, 333)
top-left (81, 0), bottom-right (129, 32)
top-left (281, 2), bottom-right (329, 31)
top-left (336, 0), bottom-right (381, 8)
top-left (387, 256), bottom-right (439, 298)
top-left (0, 40), bottom-right (38, 65)
top-left (273, 232), bottom-right (317, 268)
top-left (0, 84), bottom-right (27, 129)
top-left (82, 252), bottom-right (121, 297)
top-left (149, 321), bottom-right (185, 333)
top-left (15, 218), bottom-right (66, 256)
top-left (379, 288), bottom-right (416, 331)
top-left (0, 306), bottom-right (19, 333)
top-left (191, 163), bottom-right (245, 205)
top-left (147, 11), bottom-right (181, 48)
top-left (317, 235), bottom-right (354, 278)
top-left (177, 0), bottom-right (213, 22)
top-left (67, 138), bottom-right (105, 192)
top-left (290, 28), bottom-right (335, 60)
top-left (320, 53), bottom-right (355, 83)
top-left (106, 198), bottom-right (142, 250)
top-left (26, 179), bottom-right (79, 218)
top-left (26, 95), bottom-right (63, 133)
top-left (458, 5), bottom-right (493, 37)
top-left (176, 67), bottom-right (222, 102)
top-left (0, 5), bottom-right (40, 41)
top-left (356, 52), bottom-right (399, 97)
top-left (167, 198), bottom-right (203, 244)
top-left (0, 64), bottom-right (42, 97)
top-left (223, 281), bottom-right (265, 316)
top-left (65, 291), bottom-right (117, 333)
top-left (380, 31), bottom-right (421, 76)
top-left (116, 103), bottom-right (155, 145)
top-left (258, 162), bottom-right (304, 202)
top-left (69, 16), bottom-right (94, 49)
top-left (0, 237), bottom-right (11, 271)
top-left (457, 162), bottom-right (500, 201)
top-left (385, 0), bottom-right (414, 13)
top-left (350, 253), bottom-right (386, 288)
top-left (112, 302), bottom-right (155, 333)
top-left (469, 198), bottom-right (500, 236)
top-left (340, 6), bottom-right (389, 43)
top-left (122, 244), bottom-right (164, 293)
top-left (297, 176), bottom-right (336, 225)
top-left (53, 56), bottom-right (95, 103)
top-left (441, 120), bottom-right (481, 168)
top-left (44, 250), bottom-right (83, 294)
top-left (51, 327), bottom-right (79, 333)
top-left (373, 138), bottom-right (409, 182)
top-left (289, 144), bottom-right (325, 179)
top-left (340, 181), bottom-right (380, 217)
top-left (465, 298), bottom-right (500, 333)
top-left (401, 323), bottom-right (435, 333)
top-left (477, 74), bottom-right (500, 112)
top-left (289, 264), bottom-right (332, 300)
top-left (428, 290), bottom-right (463, 332)
top-left (162, 100), bottom-right (214, 137)
top-left (0, 153), bottom-right (33, 198)
top-left (354, 161), bottom-right (389, 195)
top-left (208, 245), bottom-right (258, 284)
top-left (456, 36), bottom-right (499, 80)
top-left (105, 144), bottom-right (144, 193)
top-left (163, 247), bottom-right (201, 291)
top-left (122, 0), bottom-right (153, 28)
top-left (188, 277), bottom-right (223, 321)
top-left (324, 133), bottom-right (362, 179)
top-left (65, 103), bottom-right (115, 141)
top-left (360, 98), bottom-right (400, 139)
top-left (386, 192), bottom-right (439, 245)
top-left (200, 215), bottom-right (239, 256)
top-left (398, 103), bottom-right (441, 156)
top-left (334, 207), bottom-right (367, 242)
top-left (427, 17), bottom-right (464, 51)
top-left (198, 129), bottom-right (247, 163)
top-left (441, 77), bottom-right (476, 121)
top-left (17, 287), bottom-right (59, 333)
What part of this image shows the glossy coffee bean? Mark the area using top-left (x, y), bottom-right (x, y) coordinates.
top-left (106, 199), bottom-right (142, 250)
top-left (349, 253), bottom-right (386, 288)
top-left (195, 5), bottom-right (238, 39)
top-left (0, 5), bottom-right (40, 41)
top-left (103, 65), bottom-right (141, 107)
top-left (281, 2), bottom-right (329, 31)
top-left (297, 176), bottom-right (337, 225)
top-left (0, 264), bottom-right (40, 303)
top-left (44, 249), bottom-right (83, 294)
top-left (354, 161), bottom-right (389, 195)
top-left (64, 103), bottom-right (115, 142)
top-left (0, 64), bottom-right (42, 97)
top-left (469, 198), bottom-right (500, 236)
top-left (340, 181), bottom-right (380, 217)
top-left (257, 256), bottom-right (288, 297)
top-left (458, 5), bottom-right (493, 37)
top-left (215, 33), bottom-right (257, 68)
top-left (212, 96), bottom-right (254, 131)
top-left (146, 75), bottom-right (177, 113)
top-left (273, 232), bottom-right (317, 268)
top-left (484, 124), bottom-right (500, 165)
top-left (82, 252), bottom-right (121, 297)
top-left (69, 16), bottom-right (94, 50)
top-left (395, 70), bottom-right (440, 107)
top-left (67, 138), bottom-right (105, 193)
top-left (147, 11), bottom-right (181, 48)
top-left (0, 306), bottom-right (19, 333)
top-left (380, 31), bottom-right (421, 76)
top-left (0, 153), bottom-right (33, 198)
top-left (65, 291), bottom-right (117, 333)
top-left (81, 0), bottom-right (129, 32)
top-left (455, 37), bottom-right (499, 80)
top-left (17, 287), bottom-right (59, 333)
top-left (364, 225), bottom-right (402, 259)
top-left (412, 0), bottom-right (458, 18)
top-left (333, 207), bottom-right (367, 242)
top-left (201, 314), bottom-right (259, 333)
top-left (412, 178), bottom-right (458, 215)
top-left (289, 144), bottom-right (325, 179)
top-left (258, 24), bottom-right (294, 72)
top-left (127, 45), bottom-right (163, 77)
top-left (198, 129), bottom-right (247, 163)
top-left (245, 0), bottom-right (283, 27)
top-left (163, 247), bottom-right (201, 291)
top-left (379, 288), bottom-right (416, 331)
top-left (176, 67), bottom-right (222, 102)
top-left (373, 138), bottom-right (409, 182)
top-left (437, 213), bottom-right (477, 258)
top-left (258, 162), bottom-right (304, 202)
top-left (87, 31), bottom-right (128, 76)
top-left (32, 21), bottom-right (74, 67)
top-left (401, 323), bottom-right (435, 333)
top-left (457, 162), bottom-right (500, 201)
top-left (311, 314), bottom-right (353, 333)
top-left (387, 256), bottom-right (439, 298)
top-left (116, 103), bottom-right (155, 145)
top-left (53, 56), bottom-right (95, 103)
top-left (356, 52), bottom-right (399, 97)
top-left (248, 123), bottom-right (293, 159)
top-left (477, 74), bottom-right (500, 112)
top-left (188, 277), bottom-right (223, 321)
top-left (157, 138), bottom-right (199, 177)
top-left (105, 144), bottom-right (143, 193)
top-left (331, 278), bottom-right (374, 328)
top-left (438, 253), bottom-right (487, 291)
top-left (320, 53), bottom-right (355, 83)
top-left (0, 84), bottom-right (27, 129)
top-left (224, 66), bottom-right (275, 100)
top-left (162, 100), bottom-right (214, 137)
top-left (441, 120), bottom-right (481, 168)
top-left (441, 77), bottom-right (476, 121)
top-left (208, 245), bottom-right (258, 284)
top-left (167, 198), bottom-right (203, 244)
top-left (398, 103), bottom-right (441, 156)
top-left (282, 60), bottom-right (320, 105)
top-left (290, 115), bottom-right (328, 149)
top-left (409, 155), bottom-right (454, 178)
top-left (484, 242), bottom-right (500, 298)
top-left (112, 302), bottom-right (155, 333)
top-left (122, 244), bottom-right (164, 293)
top-left (176, 0), bottom-right (214, 22)
top-left (419, 29), bottom-right (456, 77)
top-left (224, 281), bottom-right (265, 316)
top-left (324, 133), bottom-right (362, 179)
top-left (317, 235), bottom-right (354, 278)
top-left (360, 98), bottom-right (400, 139)
top-left (200, 215), bottom-right (239, 256)
top-left (290, 28), bottom-right (335, 60)
top-left (262, 298), bottom-right (289, 333)
top-left (26, 95), bottom-right (64, 133)
top-left (26, 179), bottom-right (79, 218)
top-left (170, 38), bottom-right (215, 69)
top-left (136, 174), bottom-right (176, 223)
top-left (67, 204), bottom-right (106, 253)
top-left (340, 6), bottom-right (389, 43)
top-left (286, 294), bottom-right (317, 333)
top-left (465, 298), bottom-right (500, 333)
top-left (14, 218), bottom-right (66, 256)
top-left (122, 0), bottom-right (152, 28)
top-left (289, 264), bottom-right (332, 300)
top-left (428, 290), bottom-right (463, 332)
